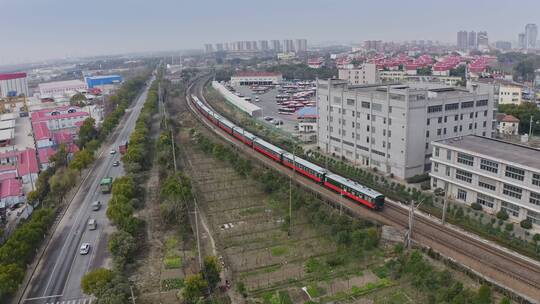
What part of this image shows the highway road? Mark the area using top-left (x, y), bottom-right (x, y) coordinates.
top-left (20, 76), bottom-right (155, 304)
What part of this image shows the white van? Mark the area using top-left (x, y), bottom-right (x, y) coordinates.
top-left (88, 218), bottom-right (97, 230)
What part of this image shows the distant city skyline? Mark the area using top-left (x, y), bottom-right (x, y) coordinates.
top-left (1, 0), bottom-right (540, 65)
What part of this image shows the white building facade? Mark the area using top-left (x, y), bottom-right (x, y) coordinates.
top-left (230, 72), bottom-right (283, 86)
top-left (430, 136), bottom-right (540, 232)
top-left (338, 64), bottom-right (379, 85)
top-left (38, 80), bottom-right (88, 97)
top-left (498, 84), bottom-right (523, 105)
top-left (316, 80), bottom-right (494, 179)
top-left (0, 73), bottom-right (29, 97)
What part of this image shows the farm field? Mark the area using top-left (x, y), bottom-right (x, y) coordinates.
top-left (180, 129), bottom-right (435, 304)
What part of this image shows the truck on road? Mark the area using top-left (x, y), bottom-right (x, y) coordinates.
top-left (119, 142), bottom-right (128, 155)
top-left (100, 177), bottom-right (113, 194)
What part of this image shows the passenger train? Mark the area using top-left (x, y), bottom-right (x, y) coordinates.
top-left (191, 95), bottom-right (385, 210)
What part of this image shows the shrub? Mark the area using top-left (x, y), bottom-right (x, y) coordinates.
top-left (326, 255), bottom-right (345, 267)
top-left (236, 281), bottom-right (247, 297)
top-left (420, 181), bottom-right (431, 190)
top-left (406, 173), bottom-right (430, 184)
top-left (505, 223), bottom-right (514, 232)
top-left (471, 202), bottom-right (482, 211)
top-left (520, 219), bottom-right (533, 230)
top-left (496, 210), bottom-right (509, 220)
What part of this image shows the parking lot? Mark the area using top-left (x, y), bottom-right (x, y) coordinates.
top-left (232, 86), bottom-right (298, 134)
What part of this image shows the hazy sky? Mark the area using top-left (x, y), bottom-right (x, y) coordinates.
top-left (1, 0), bottom-right (539, 65)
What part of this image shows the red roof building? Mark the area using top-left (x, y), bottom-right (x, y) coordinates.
top-left (0, 176), bottom-right (22, 199)
top-left (0, 73), bottom-right (27, 80)
top-left (31, 105), bottom-right (89, 132)
top-left (500, 114), bottom-right (520, 123)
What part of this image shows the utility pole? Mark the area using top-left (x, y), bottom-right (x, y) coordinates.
top-left (171, 129), bottom-right (177, 172)
top-left (289, 143), bottom-right (296, 236)
top-left (406, 199), bottom-right (424, 250)
top-left (194, 203), bottom-right (203, 269)
top-left (441, 181), bottom-right (449, 224)
top-left (339, 192), bottom-right (343, 216)
top-left (529, 115), bottom-right (537, 139)
top-left (130, 285), bottom-right (136, 304)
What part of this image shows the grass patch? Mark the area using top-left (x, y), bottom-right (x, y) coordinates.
top-left (278, 291), bottom-right (293, 304)
top-left (306, 284), bottom-right (320, 298)
top-left (270, 246), bottom-right (288, 256)
top-left (304, 257), bottom-right (329, 274)
top-left (239, 206), bottom-right (266, 216)
top-left (164, 236), bottom-right (179, 251)
top-left (161, 278), bottom-right (184, 291)
top-left (164, 255), bottom-right (182, 269)
top-left (239, 264), bottom-right (282, 278)
top-left (374, 290), bottom-right (413, 304)
top-left (322, 279), bottom-right (393, 302)
top-left (261, 291), bottom-right (293, 304)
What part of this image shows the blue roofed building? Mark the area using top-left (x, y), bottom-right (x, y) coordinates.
top-left (85, 75), bottom-right (123, 88)
top-left (296, 106), bottom-right (317, 119)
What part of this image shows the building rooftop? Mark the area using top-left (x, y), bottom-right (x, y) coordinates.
top-left (85, 75), bottom-right (121, 80)
top-left (0, 113), bottom-right (17, 121)
top-left (38, 147), bottom-right (56, 165)
top-left (498, 114), bottom-right (520, 123)
top-left (232, 71), bottom-right (282, 77)
top-left (33, 122), bottom-right (52, 140)
top-left (0, 120), bottom-right (15, 130)
top-left (435, 135), bottom-right (540, 170)
top-left (0, 129), bottom-right (15, 141)
top-left (38, 80), bottom-right (87, 91)
top-left (320, 79), bottom-right (485, 100)
top-left (0, 73), bottom-right (26, 81)
top-left (31, 106), bottom-right (89, 122)
top-left (0, 176), bottom-right (22, 199)
top-left (297, 107), bottom-right (318, 119)
top-left (17, 148), bottom-right (39, 175)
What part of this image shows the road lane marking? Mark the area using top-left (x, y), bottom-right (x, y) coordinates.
top-left (23, 294), bottom-right (63, 301)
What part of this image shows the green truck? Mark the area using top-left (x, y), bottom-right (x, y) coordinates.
top-left (100, 177), bottom-right (113, 194)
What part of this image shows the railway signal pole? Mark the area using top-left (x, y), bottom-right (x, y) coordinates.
top-left (406, 199), bottom-right (424, 250)
top-left (442, 181), bottom-right (449, 224)
top-left (289, 141), bottom-right (296, 237)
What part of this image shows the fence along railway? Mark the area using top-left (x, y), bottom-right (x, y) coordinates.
top-left (186, 76), bottom-right (540, 302)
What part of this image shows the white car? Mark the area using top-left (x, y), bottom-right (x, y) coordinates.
top-left (109, 150), bottom-right (116, 155)
top-left (80, 243), bottom-right (91, 255)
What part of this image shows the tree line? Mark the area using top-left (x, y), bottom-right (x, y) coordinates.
top-left (382, 247), bottom-right (510, 304)
top-left (0, 72), bottom-right (150, 298)
top-left (267, 64), bottom-right (337, 80)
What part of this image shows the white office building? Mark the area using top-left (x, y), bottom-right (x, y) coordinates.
top-left (430, 136), bottom-right (540, 232)
top-left (0, 73), bottom-right (28, 97)
top-left (38, 80), bottom-right (88, 97)
top-left (338, 64), bottom-right (379, 85)
top-left (316, 80), bottom-right (494, 179)
top-left (230, 71), bottom-right (283, 86)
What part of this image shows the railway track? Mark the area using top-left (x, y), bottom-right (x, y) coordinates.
top-left (185, 76), bottom-right (540, 302)
top-left (384, 203), bottom-right (540, 286)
